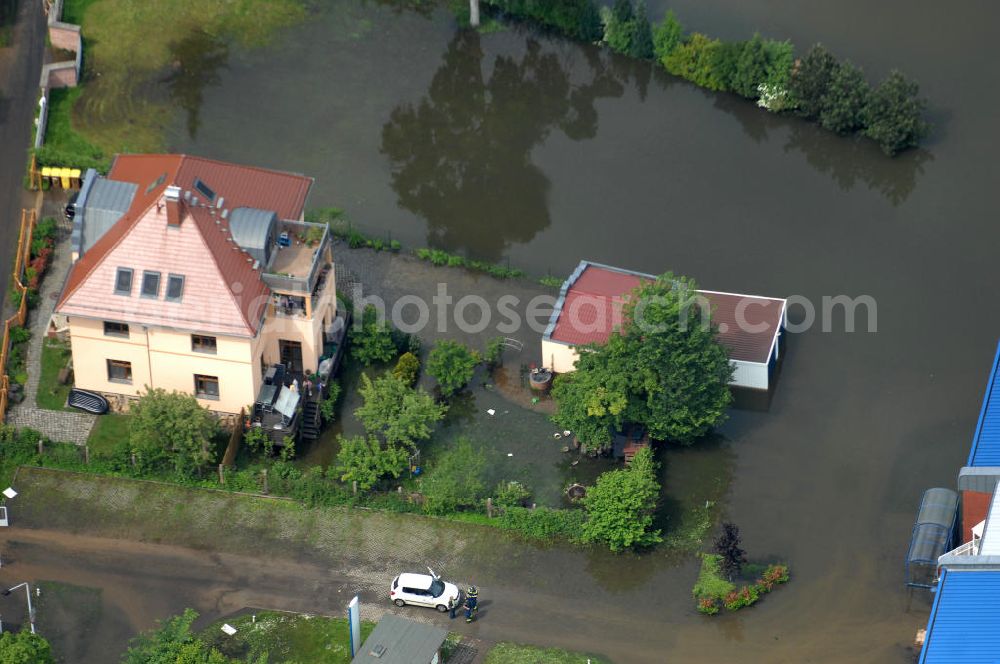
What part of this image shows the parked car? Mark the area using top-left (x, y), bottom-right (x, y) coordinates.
top-left (390, 568), bottom-right (460, 612)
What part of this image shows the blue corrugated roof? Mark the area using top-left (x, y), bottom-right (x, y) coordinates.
top-left (920, 569), bottom-right (1000, 664)
top-left (968, 342), bottom-right (1000, 467)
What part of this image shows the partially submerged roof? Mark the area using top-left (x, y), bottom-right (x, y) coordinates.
top-left (543, 261), bottom-right (786, 364)
top-left (919, 569), bottom-right (1000, 663)
top-left (56, 154), bottom-right (313, 337)
top-left (350, 614), bottom-right (446, 664)
top-left (968, 341), bottom-right (1000, 467)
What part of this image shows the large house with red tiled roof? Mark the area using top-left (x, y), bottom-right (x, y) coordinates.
top-left (541, 261), bottom-right (787, 390)
top-left (55, 154), bottom-right (339, 415)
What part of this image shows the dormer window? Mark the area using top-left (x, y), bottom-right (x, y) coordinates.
top-left (141, 271), bottom-right (161, 298)
top-left (114, 268), bottom-right (133, 295)
top-left (166, 274), bottom-right (185, 302)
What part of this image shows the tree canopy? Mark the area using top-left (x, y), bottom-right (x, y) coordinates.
top-left (354, 373), bottom-right (446, 448)
top-left (863, 70), bottom-right (930, 155)
top-left (129, 388), bottom-right (219, 477)
top-left (582, 446), bottom-right (662, 551)
top-left (427, 340), bottom-right (480, 397)
top-left (349, 305), bottom-right (398, 366)
top-left (122, 609), bottom-right (245, 664)
top-left (553, 272), bottom-right (732, 447)
top-left (0, 631), bottom-right (54, 664)
top-left (421, 438), bottom-right (487, 515)
top-left (334, 434), bottom-right (410, 490)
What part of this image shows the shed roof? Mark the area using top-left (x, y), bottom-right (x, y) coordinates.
top-left (968, 341), bottom-right (1000, 467)
top-left (919, 569), bottom-right (1000, 663)
top-left (350, 614), bottom-right (446, 664)
top-left (229, 207), bottom-right (276, 263)
top-left (543, 261), bottom-right (786, 364)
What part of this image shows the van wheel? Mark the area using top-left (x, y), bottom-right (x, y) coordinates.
top-left (436, 604), bottom-right (448, 613)
top-left (394, 599), bottom-right (405, 607)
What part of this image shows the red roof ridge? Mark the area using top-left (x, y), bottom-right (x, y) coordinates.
top-left (177, 153), bottom-right (313, 183)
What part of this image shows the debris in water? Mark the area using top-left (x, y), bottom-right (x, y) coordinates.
top-left (486, 408), bottom-right (496, 416)
top-left (553, 432), bottom-right (562, 439)
top-left (507, 453), bottom-right (514, 457)
top-left (221, 624), bottom-right (237, 636)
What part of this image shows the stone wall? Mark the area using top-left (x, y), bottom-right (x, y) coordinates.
top-left (48, 22), bottom-right (79, 53)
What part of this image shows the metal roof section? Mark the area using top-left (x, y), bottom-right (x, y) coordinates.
top-left (919, 569), bottom-right (1000, 664)
top-left (81, 177), bottom-right (138, 253)
top-left (228, 207), bottom-right (276, 266)
top-left (968, 341), bottom-right (1000, 467)
top-left (350, 614), bottom-right (446, 664)
top-left (958, 466), bottom-right (1000, 493)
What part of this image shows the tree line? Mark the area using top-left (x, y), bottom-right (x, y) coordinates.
top-left (481, 0), bottom-right (929, 155)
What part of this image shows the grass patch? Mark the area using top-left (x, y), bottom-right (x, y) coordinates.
top-left (60, 0), bottom-right (97, 26)
top-left (86, 414), bottom-right (130, 455)
top-left (692, 553), bottom-right (734, 601)
top-left (34, 87), bottom-right (110, 171)
top-left (200, 611), bottom-right (374, 663)
top-left (485, 642), bottom-right (610, 664)
top-left (36, 339), bottom-right (73, 411)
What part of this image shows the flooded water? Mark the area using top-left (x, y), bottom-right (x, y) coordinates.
top-left (136, 0), bottom-right (1000, 659)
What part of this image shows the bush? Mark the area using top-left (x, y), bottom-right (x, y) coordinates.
top-left (582, 447), bottom-right (662, 551)
top-left (692, 553), bottom-right (735, 600)
top-left (493, 480), bottom-right (531, 509)
top-left (129, 388), bottom-right (220, 478)
top-left (730, 34), bottom-right (794, 100)
top-left (484, 337), bottom-right (505, 368)
top-left (349, 305), bottom-right (398, 365)
top-left (392, 352), bottom-right (420, 386)
top-left (664, 33), bottom-right (728, 91)
top-left (487, 0), bottom-right (603, 41)
top-left (421, 438), bottom-right (486, 515)
top-left (862, 70), bottom-right (930, 155)
top-left (496, 506), bottom-right (586, 541)
top-left (755, 563), bottom-right (790, 592)
top-left (538, 275), bottom-right (563, 288)
top-left (723, 585), bottom-right (760, 611)
top-left (9, 325), bottom-right (30, 345)
top-left (697, 598), bottom-right (720, 615)
top-left (427, 340), bottom-right (480, 397)
top-left (318, 381), bottom-right (342, 422)
top-left (818, 61), bottom-right (870, 135)
top-left (334, 434), bottom-right (410, 491)
top-left (788, 44), bottom-right (839, 120)
top-left (355, 373), bottom-right (446, 448)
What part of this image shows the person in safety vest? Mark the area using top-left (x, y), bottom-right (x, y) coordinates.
top-left (464, 586), bottom-right (479, 623)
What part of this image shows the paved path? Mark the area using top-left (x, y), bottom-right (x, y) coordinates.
top-left (0, 0), bottom-right (44, 301)
top-left (7, 208), bottom-right (96, 443)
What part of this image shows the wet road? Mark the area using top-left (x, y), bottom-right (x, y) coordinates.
top-left (0, 0), bottom-right (43, 301)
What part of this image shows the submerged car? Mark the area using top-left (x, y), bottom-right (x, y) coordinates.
top-left (390, 568), bottom-right (460, 612)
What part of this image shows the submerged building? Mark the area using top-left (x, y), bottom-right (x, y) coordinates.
top-left (541, 260), bottom-right (787, 390)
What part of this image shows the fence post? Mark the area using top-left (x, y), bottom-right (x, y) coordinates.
top-left (486, 497), bottom-right (493, 518)
top-left (130, 452), bottom-right (137, 469)
top-left (352, 480), bottom-right (357, 495)
top-left (218, 463), bottom-right (225, 485)
top-left (37, 439), bottom-right (43, 456)
top-left (261, 469), bottom-right (269, 495)
top-left (83, 445), bottom-right (89, 465)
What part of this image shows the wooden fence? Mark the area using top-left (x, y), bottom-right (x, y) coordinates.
top-left (0, 209), bottom-right (38, 422)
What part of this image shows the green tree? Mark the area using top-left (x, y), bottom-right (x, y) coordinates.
top-left (652, 10), bottom-right (684, 63)
top-left (788, 43), bottom-right (839, 119)
top-left (421, 438), bottom-right (487, 514)
top-left (334, 434), bottom-right (410, 490)
top-left (620, 274), bottom-right (733, 442)
top-left (493, 479), bottom-right (531, 509)
top-left (349, 305), bottom-right (397, 365)
top-left (123, 609), bottom-right (237, 664)
top-left (553, 273), bottom-right (732, 446)
top-left (582, 446), bottom-right (661, 551)
top-left (628, 0), bottom-right (654, 59)
top-left (129, 388), bottom-right (219, 477)
top-left (604, 0), bottom-right (634, 54)
top-left (730, 34), bottom-right (769, 99)
top-left (355, 374), bottom-right (446, 448)
top-left (318, 381), bottom-right (343, 422)
top-left (862, 70), bottom-right (930, 155)
top-left (0, 631), bottom-right (54, 664)
top-left (392, 351), bottom-right (421, 386)
top-left (427, 340), bottom-right (480, 397)
top-left (664, 33), bottom-right (727, 91)
top-left (819, 61), bottom-right (870, 135)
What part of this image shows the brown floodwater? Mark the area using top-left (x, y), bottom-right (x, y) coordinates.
top-left (149, 0), bottom-right (1000, 659)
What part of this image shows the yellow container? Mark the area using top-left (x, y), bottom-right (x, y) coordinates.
top-left (40, 167), bottom-right (53, 177)
top-left (59, 168), bottom-right (71, 189)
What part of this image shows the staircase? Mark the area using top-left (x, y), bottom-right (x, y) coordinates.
top-left (300, 400), bottom-right (322, 441)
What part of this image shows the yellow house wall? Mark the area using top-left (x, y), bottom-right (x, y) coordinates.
top-left (67, 317), bottom-right (256, 413)
top-left (541, 339), bottom-right (580, 374)
top-left (263, 268), bottom-right (337, 374)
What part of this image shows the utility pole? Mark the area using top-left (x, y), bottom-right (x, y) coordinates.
top-left (469, 0), bottom-right (480, 27)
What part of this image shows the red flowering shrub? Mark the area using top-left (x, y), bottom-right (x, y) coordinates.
top-left (697, 598), bottom-right (720, 615)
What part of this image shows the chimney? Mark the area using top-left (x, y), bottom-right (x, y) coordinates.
top-left (165, 185), bottom-right (185, 227)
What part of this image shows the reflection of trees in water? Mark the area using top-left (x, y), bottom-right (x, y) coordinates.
top-left (711, 92), bottom-right (931, 206)
top-left (381, 30), bottom-right (624, 261)
top-left (164, 30), bottom-right (229, 140)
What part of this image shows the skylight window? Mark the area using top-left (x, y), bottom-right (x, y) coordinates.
top-left (141, 271), bottom-right (161, 298)
top-left (166, 274), bottom-right (185, 302)
top-left (145, 172), bottom-right (167, 194)
top-left (194, 178), bottom-right (216, 202)
top-left (114, 268), bottom-right (133, 295)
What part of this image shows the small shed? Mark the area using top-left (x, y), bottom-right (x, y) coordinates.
top-left (350, 614), bottom-right (447, 664)
top-left (906, 487), bottom-right (959, 588)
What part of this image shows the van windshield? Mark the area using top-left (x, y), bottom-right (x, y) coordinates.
top-left (429, 579), bottom-right (445, 597)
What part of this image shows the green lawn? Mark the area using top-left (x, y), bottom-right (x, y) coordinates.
top-left (86, 414), bottom-right (130, 455)
top-left (60, 0), bottom-right (97, 25)
top-left (200, 611), bottom-right (374, 663)
top-left (485, 642), bottom-right (610, 663)
top-left (35, 87), bottom-right (110, 171)
top-left (36, 339), bottom-right (73, 411)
